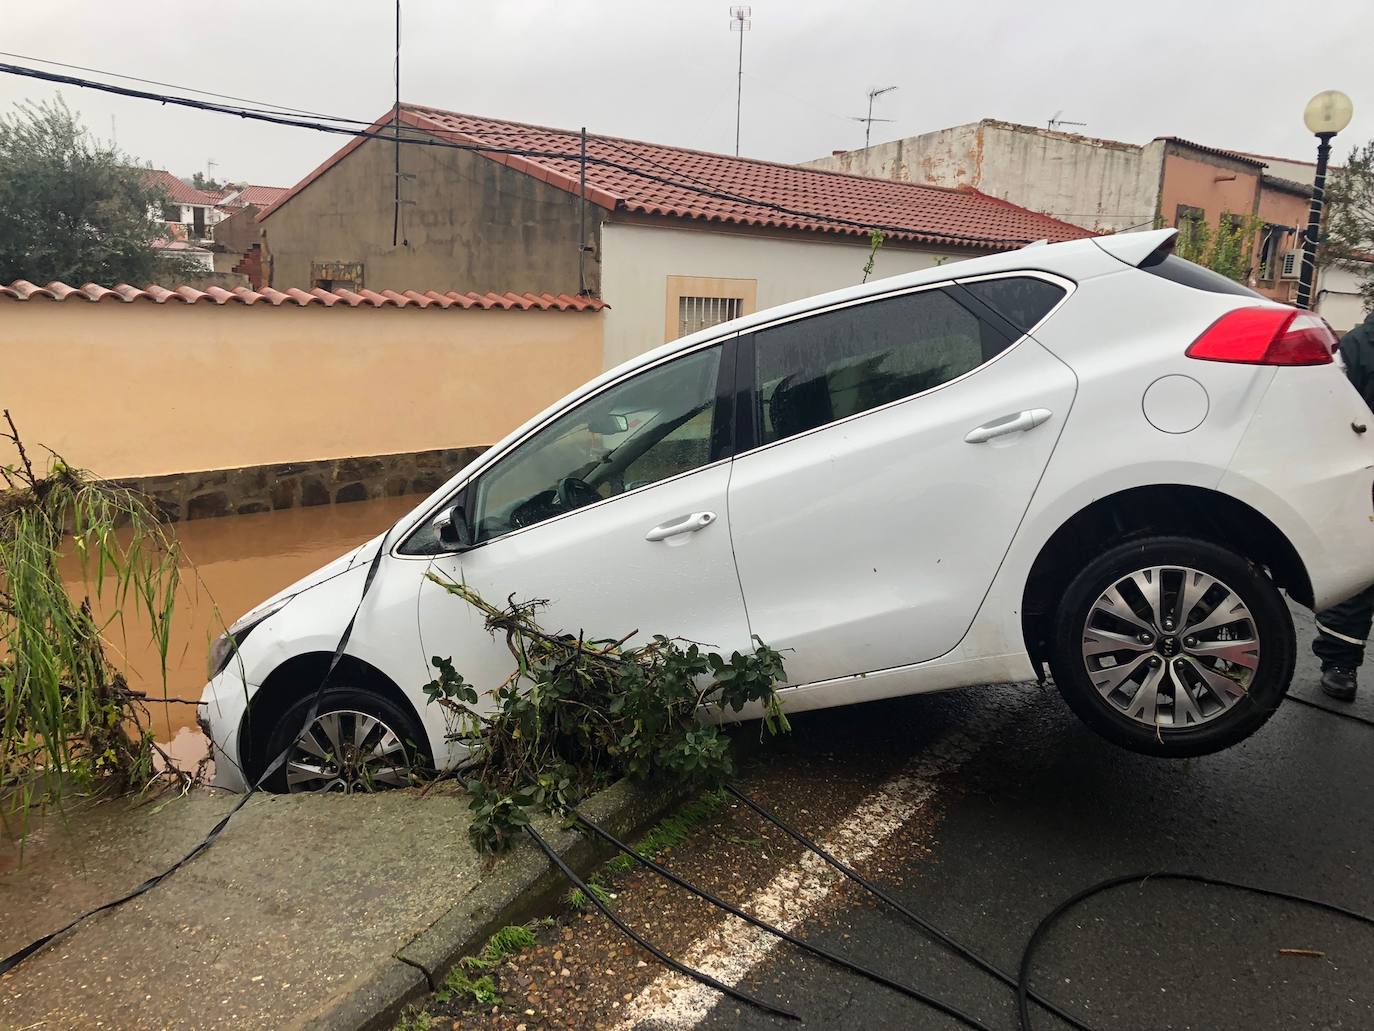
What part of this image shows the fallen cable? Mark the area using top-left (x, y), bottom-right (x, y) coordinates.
top-left (1285, 692), bottom-right (1374, 728)
top-left (723, 782), bottom-right (1096, 1031)
top-left (1016, 872), bottom-right (1374, 1031)
top-left (522, 823), bottom-right (800, 1022)
top-left (573, 810), bottom-right (996, 1031)
top-left (0, 531), bottom-right (393, 977)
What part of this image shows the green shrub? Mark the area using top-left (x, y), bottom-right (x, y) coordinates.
top-left (423, 576), bottom-right (790, 853)
top-left (1, 413), bottom-right (181, 826)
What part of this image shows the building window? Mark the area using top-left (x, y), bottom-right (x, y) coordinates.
top-left (664, 275), bottom-right (757, 342)
top-left (311, 261), bottom-right (365, 292)
top-left (1257, 224), bottom-right (1291, 281)
top-left (678, 295), bottom-right (742, 337)
top-left (1175, 204), bottom-right (1206, 253)
top-left (161, 203), bottom-right (181, 222)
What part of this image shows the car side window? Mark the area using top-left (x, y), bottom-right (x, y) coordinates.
top-left (469, 346), bottom-right (723, 543)
top-left (753, 288), bottom-right (1012, 446)
top-left (961, 276), bottom-right (1067, 335)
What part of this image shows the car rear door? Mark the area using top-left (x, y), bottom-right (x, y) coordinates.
top-left (725, 275), bottom-right (1077, 685)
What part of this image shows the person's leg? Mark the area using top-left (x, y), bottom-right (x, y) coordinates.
top-left (1312, 584), bottom-right (1374, 700)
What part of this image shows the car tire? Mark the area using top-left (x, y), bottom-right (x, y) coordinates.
top-left (1049, 536), bottom-right (1294, 757)
top-left (260, 686), bottom-right (430, 793)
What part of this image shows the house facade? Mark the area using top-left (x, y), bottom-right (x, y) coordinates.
top-left (256, 105), bottom-right (1091, 370)
top-left (806, 120), bottom-right (1365, 329)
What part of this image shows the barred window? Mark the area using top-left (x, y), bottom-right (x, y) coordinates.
top-left (678, 295), bottom-right (743, 338)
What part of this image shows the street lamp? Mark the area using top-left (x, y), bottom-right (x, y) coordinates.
top-left (1295, 90), bottom-right (1354, 310)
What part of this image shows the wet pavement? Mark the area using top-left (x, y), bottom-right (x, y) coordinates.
top-left (420, 604), bottom-right (1374, 1031)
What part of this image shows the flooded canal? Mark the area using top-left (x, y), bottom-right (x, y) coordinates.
top-left (89, 495), bottom-right (426, 763)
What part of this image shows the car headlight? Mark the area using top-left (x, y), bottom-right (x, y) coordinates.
top-left (208, 595), bottom-right (294, 679)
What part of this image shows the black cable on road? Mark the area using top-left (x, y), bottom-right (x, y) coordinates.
top-left (724, 783), bottom-right (1097, 1031)
top-left (1285, 691), bottom-right (1374, 728)
top-left (0, 529), bottom-right (394, 977)
top-left (1017, 872), bottom-right (1374, 1031)
top-left (574, 811), bottom-right (997, 1031)
top-left (522, 823), bottom-right (801, 1022)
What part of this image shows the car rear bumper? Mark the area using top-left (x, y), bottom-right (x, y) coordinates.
top-left (1220, 365), bottom-right (1374, 612)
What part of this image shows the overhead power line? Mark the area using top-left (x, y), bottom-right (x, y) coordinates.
top-left (0, 60), bottom-right (1052, 249)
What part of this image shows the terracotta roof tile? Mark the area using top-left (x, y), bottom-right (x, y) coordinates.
top-left (257, 105), bottom-right (1092, 249)
top-left (220, 184), bottom-right (288, 208)
top-left (140, 169), bottom-right (220, 206)
top-left (0, 280), bottom-right (606, 311)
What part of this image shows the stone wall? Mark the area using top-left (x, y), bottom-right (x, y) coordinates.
top-left (121, 446), bottom-right (486, 522)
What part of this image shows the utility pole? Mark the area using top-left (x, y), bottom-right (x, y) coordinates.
top-left (729, 6), bottom-right (751, 156)
top-left (392, 0), bottom-right (402, 247)
top-left (851, 86), bottom-right (897, 149)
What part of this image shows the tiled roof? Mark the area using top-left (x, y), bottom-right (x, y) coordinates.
top-left (258, 105), bottom-right (1092, 249)
top-left (1154, 137), bottom-right (1267, 168)
top-left (220, 184), bottom-right (288, 208)
top-left (141, 169), bottom-right (219, 206)
top-left (0, 280), bottom-right (606, 310)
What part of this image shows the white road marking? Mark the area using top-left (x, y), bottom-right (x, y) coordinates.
top-left (615, 689), bottom-right (1032, 1030)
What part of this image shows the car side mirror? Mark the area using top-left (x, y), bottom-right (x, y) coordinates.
top-left (434, 505), bottom-right (473, 552)
top-left (588, 413), bottom-right (630, 434)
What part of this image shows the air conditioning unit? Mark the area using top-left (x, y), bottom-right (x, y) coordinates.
top-left (1280, 250), bottom-right (1301, 279)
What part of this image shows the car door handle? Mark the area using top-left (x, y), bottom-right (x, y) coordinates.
top-left (645, 511), bottom-right (717, 542)
top-left (964, 408), bottom-right (1053, 444)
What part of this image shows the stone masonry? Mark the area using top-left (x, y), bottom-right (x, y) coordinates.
top-left (121, 446), bottom-right (486, 522)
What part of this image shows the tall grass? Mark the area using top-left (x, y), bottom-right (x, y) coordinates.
top-left (1, 411), bottom-right (181, 829)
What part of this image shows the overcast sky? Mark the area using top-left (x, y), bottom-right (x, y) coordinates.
top-left (2, 0), bottom-right (1370, 188)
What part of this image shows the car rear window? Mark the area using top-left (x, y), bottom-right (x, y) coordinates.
top-left (961, 277), bottom-right (1067, 336)
top-left (1139, 251), bottom-right (1264, 299)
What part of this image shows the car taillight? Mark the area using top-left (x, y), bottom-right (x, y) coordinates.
top-left (1186, 307), bottom-right (1336, 366)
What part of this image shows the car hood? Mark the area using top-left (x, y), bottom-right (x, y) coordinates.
top-left (233, 532), bottom-right (384, 628)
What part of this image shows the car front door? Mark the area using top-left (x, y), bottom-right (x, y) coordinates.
top-left (407, 338), bottom-right (750, 734)
top-left (726, 276), bottom-right (1078, 685)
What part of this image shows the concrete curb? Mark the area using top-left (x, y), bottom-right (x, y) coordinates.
top-left (295, 777), bottom-right (684, 1031)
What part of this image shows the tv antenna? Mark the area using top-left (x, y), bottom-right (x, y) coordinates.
top-left (851, 85), bottom-right (898, 149)
top-left (1047, 110), bottom-right (1087, 132)
top-left (729, 5), bottom-right (751, 156)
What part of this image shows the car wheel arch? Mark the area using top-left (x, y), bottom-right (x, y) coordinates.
top-left (1020, 484), bottom-right (1312, 669)
top-left (238, 652), bottom-right (430, 785)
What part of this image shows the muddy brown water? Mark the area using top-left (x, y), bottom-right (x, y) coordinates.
top-left (71, 495), bottom-right (426, 765)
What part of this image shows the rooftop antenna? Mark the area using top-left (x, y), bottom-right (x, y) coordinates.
top-left (1047, 110), bottom-right (1087, 132)
top-left (206, 157), bottom-right (219, 183)
top-left (851, 85), bottom-right (898, 149)
top-left (729, 5), bottom-right (751, 156)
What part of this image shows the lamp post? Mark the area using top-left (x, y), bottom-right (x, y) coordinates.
top-left (1295, 90), bottom-right (1354, 311)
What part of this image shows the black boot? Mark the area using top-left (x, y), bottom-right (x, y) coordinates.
top-left (1321, 666), bottom-right (1358, 702)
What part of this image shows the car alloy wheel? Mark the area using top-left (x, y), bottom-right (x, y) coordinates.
top-left (284, 708), bottom-right (414, 793)
top-left (1081, 565), bottom-right (1259, 730)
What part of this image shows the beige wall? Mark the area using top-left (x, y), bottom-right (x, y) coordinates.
top-left (260, 130), bottom-right (604, 297)
top-left (0, 300), bottom-right (603, 479)
top-left (806, 121), bottom-right (1163, 233)
top-left (598, 221), bottom-right (973, 370)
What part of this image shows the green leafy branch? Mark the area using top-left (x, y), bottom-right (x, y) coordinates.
top-left (422, 575), bottom-right (791, 853)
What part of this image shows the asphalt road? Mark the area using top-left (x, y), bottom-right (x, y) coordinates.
top-left (425, 603), bottom-right (1374, 1031)
top-left (684, 604), bottom-right (1374, 1031)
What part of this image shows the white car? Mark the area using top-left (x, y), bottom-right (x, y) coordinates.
top-left (199, 228), bottom-right (1374, 792)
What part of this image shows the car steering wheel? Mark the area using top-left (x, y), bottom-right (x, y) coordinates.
top-left (557, 476), bottom-right (602, 511)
